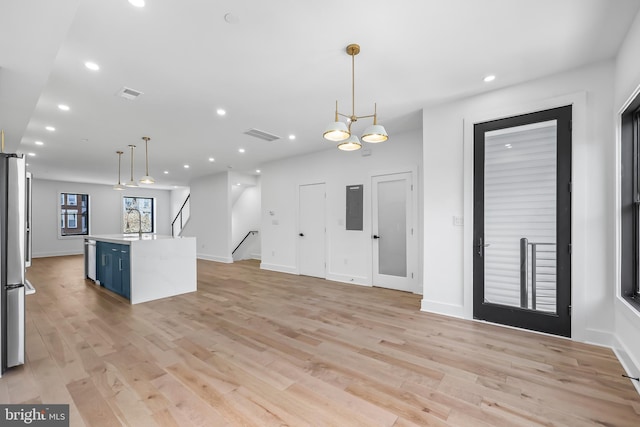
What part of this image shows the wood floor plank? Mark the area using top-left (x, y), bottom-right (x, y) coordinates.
top-left (0, 255), bottom-right (634, 427)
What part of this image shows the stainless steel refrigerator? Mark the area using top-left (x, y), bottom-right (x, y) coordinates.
top-left (0, 153), bottom-right (27, 375)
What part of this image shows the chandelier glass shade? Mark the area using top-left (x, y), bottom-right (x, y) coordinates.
top-left (337, 135), bottom-right (362, 151)
top-left (323, 44), bottom-right (388, 149)
top-left (113, 150), bottom-right (125, 190)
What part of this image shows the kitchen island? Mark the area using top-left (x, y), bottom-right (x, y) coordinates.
top-left (84, 234), bottom-right (196, 304)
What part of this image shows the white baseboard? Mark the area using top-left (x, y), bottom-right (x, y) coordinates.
top-left (612, 334), bottom-right (640, 395)
top-left (577, 328), bottom-right (616, 348)
top-left (325, 273), bottom-right (370, 287)
top-left (420, 299), bottom-right (467, 320)
top-left (260, 263), bottom-right (297, 274)
top-left (33, 250), bottom-right (83, 258)
top-left (197, 254), bottom-right (233, 263)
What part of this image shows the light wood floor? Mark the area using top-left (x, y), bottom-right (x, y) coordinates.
top-left (1, 256), bottom-right (638, 426)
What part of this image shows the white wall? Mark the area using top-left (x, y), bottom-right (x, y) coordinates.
top-left (613, 10), bottom-right (640, 388)
top-left (422, 60), bottom-right (615, 345)
top-left (182, 171), bottom-right (231, 262)
top-left (32, 178), bottom-right (172, 257)
top-left (261, 128), bottom-right (423, 287)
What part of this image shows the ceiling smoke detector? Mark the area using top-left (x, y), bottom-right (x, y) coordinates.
top-left (116, 86), bottom-right (144, 100)
top-left (243, 128), bottom-right (280, 142)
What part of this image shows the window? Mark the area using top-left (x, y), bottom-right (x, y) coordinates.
top-left (621, 93), bottom-right (640, 307)
top-left (123, 196), bottom-right (154, 233)
top-left (67, 210), bottom-right (77, 228)
top-left (60, 193), bottom-right (89, 236)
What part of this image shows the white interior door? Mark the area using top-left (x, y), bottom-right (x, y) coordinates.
top-left (298, 183), bottom-right (326, 278)
top-left (372, 172), bottom-right (416, 292)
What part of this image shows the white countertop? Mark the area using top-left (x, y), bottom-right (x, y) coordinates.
top-left (86, 234), bottom-right (180, 244)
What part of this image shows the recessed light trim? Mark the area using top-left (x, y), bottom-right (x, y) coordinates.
top-left (84, 61), bottom-right (100, 71)
top-left (289, 134), bottom-right (296, 140)
top-left (256, 169), bottom-right (261, 173)
top-left (27, 152), bottom-right (36, 157)
top-left (208, 157), bottom-right (215, 162)
top-left (164, 170), bottom-right (169, 174)
top-left (216, 109), bottom-right (226, 116)
top-left (128, 0), bottom-right (145, 7)
top-left (483, 75), bottom-right (496, 83)
top-left (35, 141), bottom-right (44, 146)
top-left (184, 164), bottom-right (190, 169)
top-left (45, 126), bottom-right (55, 131)
top-left (238, 148), bottom-right (245, 153)
top-left (58, 104), bottom-right (70, 111)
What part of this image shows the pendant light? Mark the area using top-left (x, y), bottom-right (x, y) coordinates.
top-left (113, 150), bottom-right (125, 190)
top-left (125, 144), bottom-right (138, 187)
top-left (139, 136), bottom-right (155, 184)
top-left (323, 44), bottom-right (388, 149)
top-left (337, 135), bottom-right (362, 151)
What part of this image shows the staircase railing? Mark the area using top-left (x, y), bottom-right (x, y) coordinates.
top-left (171, 194), bottom-right (190, 237)
top-left (233, 230), bottom-right (258, 255)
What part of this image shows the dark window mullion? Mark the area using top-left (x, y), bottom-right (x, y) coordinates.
top-left (635, 112), bottom-right (640, 295)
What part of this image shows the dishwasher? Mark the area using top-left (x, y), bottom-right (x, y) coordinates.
top-left (85, 239), bottom-right (97, 281)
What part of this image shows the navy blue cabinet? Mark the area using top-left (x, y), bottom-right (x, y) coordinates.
top-left (96, 241), bottom-right (130, 299)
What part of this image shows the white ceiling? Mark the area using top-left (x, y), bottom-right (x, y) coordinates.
top-left (1, 0), bottom-right (639, 189)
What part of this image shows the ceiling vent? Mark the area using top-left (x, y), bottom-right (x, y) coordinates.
top-left (116, 86), bottom-right (144, 100)
top-left (243, 128), bottom-right (280, 142)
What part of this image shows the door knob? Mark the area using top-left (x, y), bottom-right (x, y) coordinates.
top-left (372, 235), bottom-right (380, 239)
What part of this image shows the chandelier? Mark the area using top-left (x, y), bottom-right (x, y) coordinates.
top-left (323, 44), bottom-right (388, 151)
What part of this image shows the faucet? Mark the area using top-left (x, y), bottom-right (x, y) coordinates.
top-left (126, 208), bottom-right (143, 236)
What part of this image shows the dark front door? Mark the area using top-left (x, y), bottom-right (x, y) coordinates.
top-left (473, 105), bottom-right (572, 337)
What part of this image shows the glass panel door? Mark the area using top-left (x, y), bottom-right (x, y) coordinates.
top-left (372, 172), bottom-right (416, 292)
top-left (473, 105), bottom-right (572, 337)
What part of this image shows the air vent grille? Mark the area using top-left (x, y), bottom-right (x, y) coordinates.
top-left (116, 86), bottom-right (143, 100)
top-left (244, 128), bottom-right (280, 142)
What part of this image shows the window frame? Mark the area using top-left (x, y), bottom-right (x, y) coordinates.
top-left (59, 192), bottom-right (90, 238)
top-left (620, 93), bottom-right (640, 309)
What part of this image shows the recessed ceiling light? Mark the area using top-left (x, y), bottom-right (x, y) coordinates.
top-left (289, 134), bottom-right (296, 140)
top-left (256, 169), bottom-right (261, 173)
top-left (164, 170), bottom-right (169, 174)
top-left (483, 75), bottom-right (496, 83)
top-left (45, 126), bottom-right (55, 131)
top-left (128, 0), bottom-right (145, 7)
top-left (216, 109), bottom-right (226, 116)
top-left (35, 141), bottom-right (44, 146)
top-left (184, 164), bottom-right (190, 169)
top-left (208, 157), bottom-right (215, 162)
top-left (27, 152), bottom-right (35, 157)
top-left (238, 148), bottom-right (245, 153)
top-left (58, 104), bottom-right (70, 111)
top-left (84, 61), bottom-right (100, 71)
